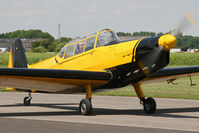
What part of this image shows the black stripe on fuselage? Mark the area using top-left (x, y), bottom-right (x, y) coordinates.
top-left (0, 68), bottom-right (112, 81)
top-left (132, 39), bottom-right (141, 61)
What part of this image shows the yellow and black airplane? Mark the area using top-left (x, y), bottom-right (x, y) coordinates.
top-left (0, 27), bottom-right (198, 115)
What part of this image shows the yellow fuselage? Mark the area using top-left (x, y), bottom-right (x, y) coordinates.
top-left (30, 40), bottom-right (140, 72)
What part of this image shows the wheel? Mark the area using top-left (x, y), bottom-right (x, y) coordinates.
top-left (24, 97), bottom-right (31, 106)
top-left (79, 98), bottom-right (92, 115)
top-left (143, 97), bottom-right (156, 114)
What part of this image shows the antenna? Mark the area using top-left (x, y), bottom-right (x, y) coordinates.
top-left (58, 23), bottom-right (61, 39)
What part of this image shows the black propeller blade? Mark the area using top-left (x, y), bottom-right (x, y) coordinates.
top-left (138, 46), bottom-right (163, 76)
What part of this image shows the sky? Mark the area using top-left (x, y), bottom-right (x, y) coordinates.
top-left (0, 0), bottom-right (198, 39)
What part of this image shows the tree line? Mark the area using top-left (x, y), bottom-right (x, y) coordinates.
top-left (117, 31), bottom-right (199, 50)
top-left (0, 30), bottom-right (55, 41)
top-left (117, 31), bottom-right (165, 37)
top-left (0, 30), bottom-right (199, 52)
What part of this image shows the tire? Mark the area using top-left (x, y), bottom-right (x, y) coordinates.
top-left (24, 97), bottom-right (31, 106)
top-left (79, 98), bottom-right (92, 115)
top-left (143, 97), bottom-right (156, 114)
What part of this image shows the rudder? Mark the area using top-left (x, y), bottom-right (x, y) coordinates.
top-left (8, 39), bottom-right (27, 68)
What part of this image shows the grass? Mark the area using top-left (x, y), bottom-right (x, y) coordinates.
top-left (169, 53), bottom-right (199, 66)
top-left (95, 76), bottom-right (199, 100)
top-left (0, 52), bottom-right (199, 100)
top-left (0, 64), bottom-right (8, 67)
top-left (0, 53), bottom-right (9, 66)
top-left (0, 52), bottom-right (57, 65)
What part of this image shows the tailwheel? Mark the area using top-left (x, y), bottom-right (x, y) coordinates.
top-left (142, 97), bottom-right (156, 114)
top-left (23, 91), bottom-right (32, 106)
top-left (79, 98), bottom-right (92, 115)
top-left (23, 97), bottom-right (31, 106)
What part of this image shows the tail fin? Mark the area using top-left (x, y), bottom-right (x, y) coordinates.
top-left (7, 39), bottom-right (27, 91)
top-left (8, 39), bottom-right (27, 68)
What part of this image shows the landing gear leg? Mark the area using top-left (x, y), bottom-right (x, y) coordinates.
top-left (23, 91), bottom-right (32, 106)
top-left (132, 82), bottom-right (156, 114)
top-left (79, 84), bottom-right (93, 115)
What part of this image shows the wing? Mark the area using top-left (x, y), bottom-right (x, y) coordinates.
top-left (0, 68), bottom-right (112, 93)
top-left (143, 66), bottom-right (199, 84)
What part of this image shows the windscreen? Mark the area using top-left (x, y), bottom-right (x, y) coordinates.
top-left (97, 31), bottom-right (120, 47)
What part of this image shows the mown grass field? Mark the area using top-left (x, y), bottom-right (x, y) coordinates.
top-left (169, 53), bottom-right (199, 66)
top-left (96, 76), bottom-right (199, 100)
top-left (0, 52), bottom-right (57, 66)
top-left (0, 52), bottom-right (199, 99)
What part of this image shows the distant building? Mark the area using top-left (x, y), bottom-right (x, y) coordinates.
top-left (187, 49), bottom-right (199, 53)
top-left (170, 48), bottom-right (181, 53)
top-left (0, 38), bottom-right (47, 52)
top-left (0, 47), bottom-right (9, 53)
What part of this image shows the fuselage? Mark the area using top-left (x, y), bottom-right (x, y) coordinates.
top-left (29, 29), bottom-right (176, 90)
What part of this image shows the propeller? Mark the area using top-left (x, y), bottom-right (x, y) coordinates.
top-left (138, 13), bottom-right (195, 76)
top-left (138, 33), bottom-right (177, 76)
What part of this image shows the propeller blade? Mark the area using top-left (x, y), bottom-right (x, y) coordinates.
top-left (171, 13), bottom-right (195, 36)
top-left (138, 46), bottom-right (163, 76)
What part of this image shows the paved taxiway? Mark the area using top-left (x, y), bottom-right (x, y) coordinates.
top-left (0, 92), bottom-right (199, 133)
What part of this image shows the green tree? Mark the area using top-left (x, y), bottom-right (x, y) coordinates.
top-left (54, 37), bottom-right (72, 44)
top-left (32, 39), bottom-right (54, 52)
top-left (0, 29), bottom-right (55, 41)
top-left (55, 42), bottom-right (66, 52)
top-left (117, 32), bottom-right (132, 36)
top-left (53, 37), bottom-right (72, 52)
top-left (156, 32), bottom-right (164, 36)
top-left (132, 31), bottom-right (156, 37)
top-left (32, 46), bottom-right (47, 53)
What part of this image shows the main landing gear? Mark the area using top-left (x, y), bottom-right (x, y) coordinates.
top-left (132, 82), bottom-right (156, 114)
top-left (79, 84), bottom-right (93, 115)
top-left (23, 91), bottom-right (32, 106)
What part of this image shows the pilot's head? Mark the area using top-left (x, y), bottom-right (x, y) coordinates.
top-left (79, 43), bottom-right (84, 50)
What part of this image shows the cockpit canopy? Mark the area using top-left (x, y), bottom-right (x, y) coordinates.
top-left (58, 29), bottom-right (120, 59)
